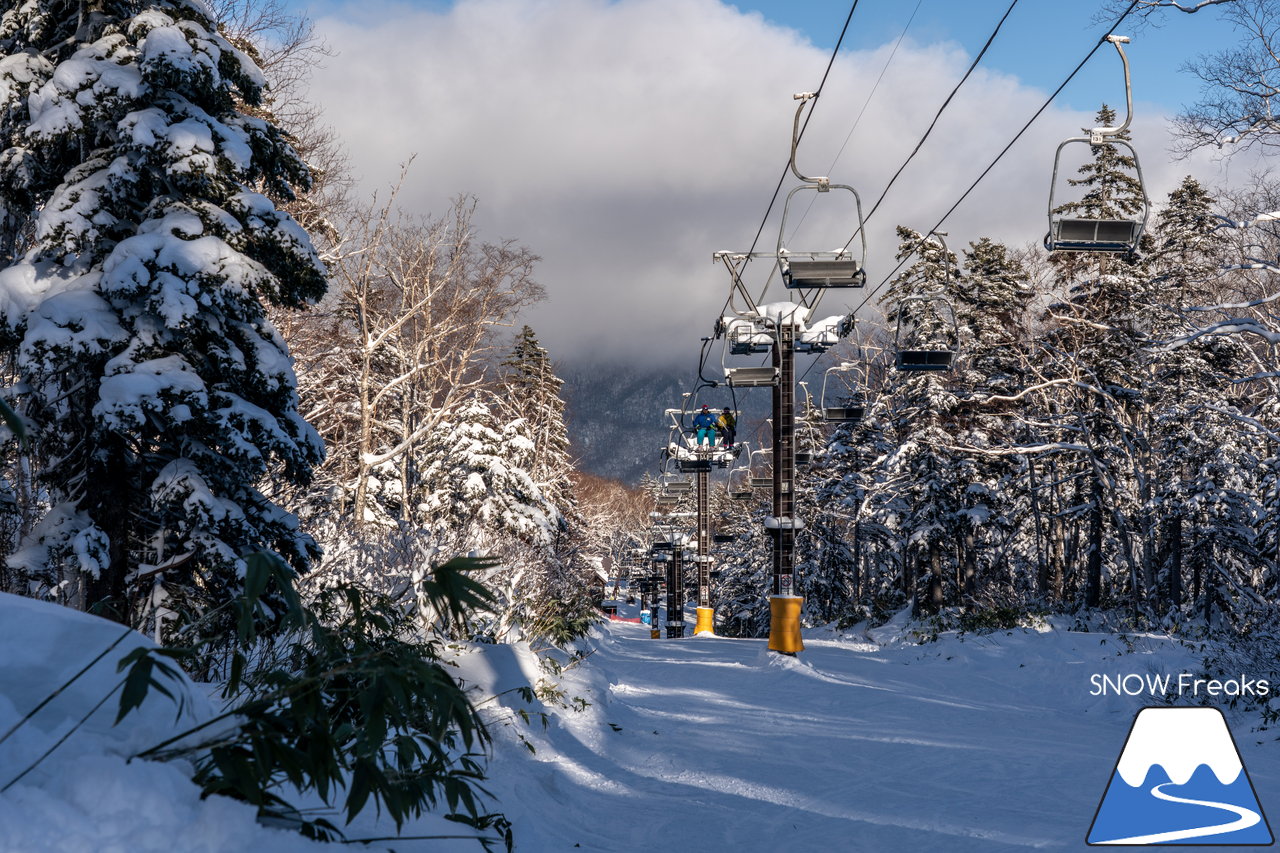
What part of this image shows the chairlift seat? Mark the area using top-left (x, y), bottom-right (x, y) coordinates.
top-left (896, 350), bottom-right (954, 371)
top-left (782, 259), bottom-right (866, 289)
top-left (729, 490), bottom-right (752, 500)
top-left (726, 367), bottom-right (779, 388)
top-left (823, 406), bottom-right (864, 423)
top-left (712, 533), bottom-right (735, 544)
top-left (795, 451), bottom-right (812, 465)
top-left (749, 476), bottom-right (772, 488)
top-left (1048, 218), bottom-right (1141, 253)
top-left (728, 323), bottom-right (774, 355)
top-left (678, 458), bottom-right (712, 473)
top-left (662, 481), bottom-right (693, 495)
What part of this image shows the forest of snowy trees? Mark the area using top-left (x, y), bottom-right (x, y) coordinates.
top-left (6, 0), bottom-right (1280, 845)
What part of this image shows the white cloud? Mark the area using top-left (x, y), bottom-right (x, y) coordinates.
top-left (306, 0), bottom-right (1231, 366)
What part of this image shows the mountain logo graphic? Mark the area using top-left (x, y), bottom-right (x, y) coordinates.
top-left (1087, 707), bottom-right (1273, 846)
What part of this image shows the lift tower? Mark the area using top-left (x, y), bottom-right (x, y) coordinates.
top-left (711, 91), bottom-right (868, 655)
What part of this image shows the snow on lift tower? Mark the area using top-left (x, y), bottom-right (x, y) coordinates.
top-left (1045, 36), bottom-right (1149, 258)
top-left (820, 362), bottom-right (866, 424)
top-left (777, 92), bottom-right (868, 290)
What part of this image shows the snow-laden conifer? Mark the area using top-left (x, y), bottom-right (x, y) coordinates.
top-left (0, 0), bottom-right (325, 620)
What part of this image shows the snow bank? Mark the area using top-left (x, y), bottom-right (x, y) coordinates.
top-left (0, 593), bottom-right (333, 852)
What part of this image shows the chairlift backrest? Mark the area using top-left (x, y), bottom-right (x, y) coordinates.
top-left (726, 366), bottom-right (779, 388)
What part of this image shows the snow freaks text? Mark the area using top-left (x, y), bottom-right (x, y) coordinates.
top-left (1089, 673), bottom-right (1271, 698)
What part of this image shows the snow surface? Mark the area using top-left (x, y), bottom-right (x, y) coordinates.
top-left (7, 591), bottom-right (1279, 852)
top-left (470, 608), bottom-right (1279, 852)
top-left (0, 592), bottom-right (338, 852)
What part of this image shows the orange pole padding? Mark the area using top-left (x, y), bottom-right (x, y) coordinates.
top-left (767, 595), bottom-right (804, 653)
top-left (694, 607), bottom-right (715, 635)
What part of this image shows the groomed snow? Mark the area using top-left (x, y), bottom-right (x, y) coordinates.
top-left (470, 609), bottom-right (1278, 852)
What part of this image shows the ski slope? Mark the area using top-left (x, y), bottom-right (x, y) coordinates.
top-left (464, 611), bottom-right (1280, 853)
top-left (4, 589), bottom-right (1278, 852)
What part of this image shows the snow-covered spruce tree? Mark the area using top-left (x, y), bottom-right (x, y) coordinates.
top-left (877, 227), bottom-right (966, 614)
top-left (0, 0), bottom-right (325, 623)
top-left (498, 327), bottom-right (607, 643)
top-left (500, 324), bottom-right (573, 512)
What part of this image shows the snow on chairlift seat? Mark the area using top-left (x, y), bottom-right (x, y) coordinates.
top-left (725, 317), bottom-right (774, 355)
top-left (795, 315), bottom-right (844, 354)
top-left (781, 257), bottom-right (866, 289)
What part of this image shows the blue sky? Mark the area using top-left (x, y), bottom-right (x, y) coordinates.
top-left (727, 1), bottom-right (1237, 114)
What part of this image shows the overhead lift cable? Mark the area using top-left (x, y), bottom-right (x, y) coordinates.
top-left (845, 0), bottom-right (1147, 329)
top-left (794, 0), bottom-right (1145, 388)
top-left (792, 0), bottom-right (1021, 387)
top-left (859, 0), bottom-right (1022, 230)
top-left (787, 0), bottom-right (924, 243)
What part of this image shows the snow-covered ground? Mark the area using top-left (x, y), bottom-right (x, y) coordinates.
top-left (5, 591), bottom-right (1278, 852)
top-left (472, 608), bottom-right (1279, 852)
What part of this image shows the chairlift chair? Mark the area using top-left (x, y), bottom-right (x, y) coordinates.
top-left (725, 366), bottom-right (779, 388)
top-left (1045, 36), bottom-right (1149, 257)
top-left (894, 294), bottom-right (958, 372)
top-left (748, 447), bottom-right (773, 489)
top-left (725, 446), bottom-right (753, 499)
top-left (776, 93), bottom-right (868, 290)
top-left (723, 316), bottom-right (774, 356)
top-left (820, 363), bottom-right (865, 423)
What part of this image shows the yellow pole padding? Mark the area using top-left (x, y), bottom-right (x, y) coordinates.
top-left (768, 595), bottom-right (804, 653)
top-left (650, 626), bottom-right (661, 639)
top-left (694, 607), bottom-right (715, 635)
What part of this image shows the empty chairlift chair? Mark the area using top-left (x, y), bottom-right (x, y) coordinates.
top-left (725, 366), bottom-right (779, 388)
top-left (1045, 36), bottom-right (1149, 257)
top-left (776, 92), bottom-right (868, 290)
top-left (894, 294), bottom-right (958, 372)
top-left (820, 363), bottom-right (866, 424)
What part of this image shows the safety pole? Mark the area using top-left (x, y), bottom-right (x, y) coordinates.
top-left (768, 318), bottom-right (803, 654)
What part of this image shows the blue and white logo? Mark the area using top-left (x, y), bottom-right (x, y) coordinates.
top-left (1088, 707), bottom-right (1273, 846)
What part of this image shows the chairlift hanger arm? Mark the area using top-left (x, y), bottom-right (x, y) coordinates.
top-left (789, 93), bottom-right (828, 189)
top-left (1091, 36), bottom-right (1132, 143)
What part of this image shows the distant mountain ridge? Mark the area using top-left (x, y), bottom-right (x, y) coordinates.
top-left (560, 361), bottom-right (770, 485)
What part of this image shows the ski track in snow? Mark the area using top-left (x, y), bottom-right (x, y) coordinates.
top-left (469, 616), bottom-right (1276, 852)
top-left (1092, 782), bottom-right (1262, 845)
